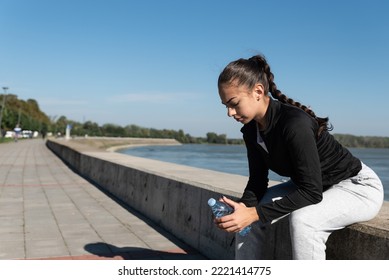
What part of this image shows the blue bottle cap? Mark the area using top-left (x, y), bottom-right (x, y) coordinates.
top-left (208, 198), bottom-right (216, 207)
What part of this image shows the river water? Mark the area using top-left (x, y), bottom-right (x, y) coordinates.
top-left (118, 144), bottom-right (389, 201)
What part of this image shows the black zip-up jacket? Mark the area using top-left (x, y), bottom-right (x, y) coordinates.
top-left (240, 98), bottom-right (361, 224)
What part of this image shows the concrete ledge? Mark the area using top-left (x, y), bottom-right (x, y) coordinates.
top-left (46, 138), bottom-right (389, 259)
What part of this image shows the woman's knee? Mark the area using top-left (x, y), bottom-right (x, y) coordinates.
top-left (289, 209), bottom-right (316, 237)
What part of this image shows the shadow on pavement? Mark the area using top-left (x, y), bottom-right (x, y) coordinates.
top-left (84, 242), bottom-right (205, 260)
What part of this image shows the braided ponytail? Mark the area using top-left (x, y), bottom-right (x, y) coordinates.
top-left (218, 54), bottom-right (332, 137)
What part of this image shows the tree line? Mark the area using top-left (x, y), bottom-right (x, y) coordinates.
top-left (0, 94), bottom-right (50, 134)
top-left (1, 94), bottom-right (389, 148)
top-left (333, 134), bottom-right (389, 149)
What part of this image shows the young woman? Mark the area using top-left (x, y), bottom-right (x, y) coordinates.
top-left (215, 54), bottom-right (383, 259)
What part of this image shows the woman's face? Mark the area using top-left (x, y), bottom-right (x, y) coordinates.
top-left (219, 82), bottom-right (265, 125)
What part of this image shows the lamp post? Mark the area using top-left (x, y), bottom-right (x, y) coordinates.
top-left (0, 87), bottom-right (8, 138)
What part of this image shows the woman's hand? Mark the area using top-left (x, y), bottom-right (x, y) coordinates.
top-left (214, 196), bottom-right (260, 233)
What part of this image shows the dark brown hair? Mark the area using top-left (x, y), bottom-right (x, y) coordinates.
top-left (218, 54), bottom-right (332, 137)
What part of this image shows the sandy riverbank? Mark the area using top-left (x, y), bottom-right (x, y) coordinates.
top-left (63, 136), bottom-right (181, 152)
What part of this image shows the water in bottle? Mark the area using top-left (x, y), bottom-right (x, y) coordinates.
top-left (208, 198), bottom-right (251, 236)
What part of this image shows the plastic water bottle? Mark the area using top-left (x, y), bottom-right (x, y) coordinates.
top-left (208, 198), bottom-right (251, 236)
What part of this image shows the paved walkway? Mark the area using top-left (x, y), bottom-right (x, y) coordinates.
top-left (0, 139), bottom-right (206, 260)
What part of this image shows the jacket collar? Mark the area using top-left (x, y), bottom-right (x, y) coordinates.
top-left (241, 97), bottom-right (281, 137)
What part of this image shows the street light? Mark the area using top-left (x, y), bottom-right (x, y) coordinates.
top-left (0, 87), bottom-right (9, 137)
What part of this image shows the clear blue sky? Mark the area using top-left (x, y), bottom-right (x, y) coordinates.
top-left (1, 0), bottom-right (388, 138)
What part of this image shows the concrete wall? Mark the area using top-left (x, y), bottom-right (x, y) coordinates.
top-left (46, 138), bottom-right (389, 260)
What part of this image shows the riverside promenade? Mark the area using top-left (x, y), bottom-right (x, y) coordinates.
top-left (0, 139), bottom-right (206, 260)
